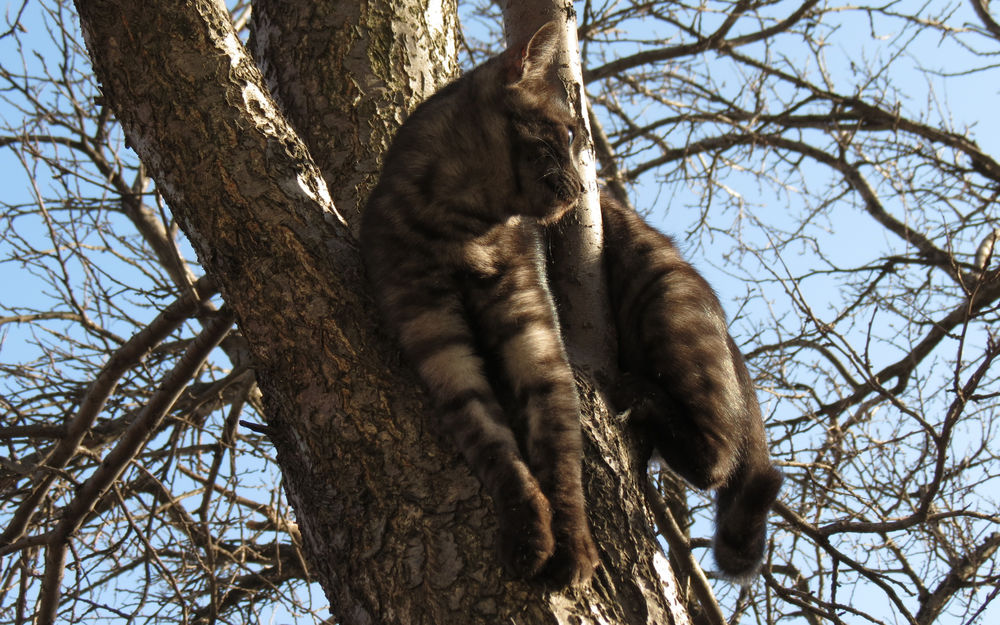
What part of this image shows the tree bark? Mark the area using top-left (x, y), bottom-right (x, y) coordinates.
top-left (73, 0), bottom-right (687, 622)
top-left (250, 0), bottom-right (460, 234)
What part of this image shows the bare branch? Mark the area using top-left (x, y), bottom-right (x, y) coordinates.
top-left (916, 532), bottom-right (1000, 624)
top-left (36, 307), bottom-right (236, 625)
top-left (969, 0), bottom-right (1000, 41)
top-left (0, 276), bottom-right (217, 547)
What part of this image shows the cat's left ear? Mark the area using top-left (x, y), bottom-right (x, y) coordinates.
top-left (509, 21), bottom-right (563, 83)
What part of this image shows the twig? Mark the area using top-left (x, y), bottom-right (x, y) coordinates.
top-left (35, 307), bottom-right (235, 625)
top-left (643, 478), bottom-right (728, 625)
top-left (0, 276), bottom-right (217, 547)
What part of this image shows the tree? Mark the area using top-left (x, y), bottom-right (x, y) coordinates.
top-left (1, 1), bottom-right (998, 624)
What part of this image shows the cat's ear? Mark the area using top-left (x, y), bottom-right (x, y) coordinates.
top-left (508, 21), bottom-right (563, 84)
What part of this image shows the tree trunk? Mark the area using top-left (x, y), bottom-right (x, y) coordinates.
top-left (501, 1), bottom-right (617, 375)
top-left (249, 0), bottom-right (460, 234)
top-left (73, 0), bottom-right (688, 622)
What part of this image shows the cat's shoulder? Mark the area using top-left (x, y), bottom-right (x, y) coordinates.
top-left (457, 217), bottom-right (536, 275)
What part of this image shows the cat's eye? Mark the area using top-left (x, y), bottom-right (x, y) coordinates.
top-left (566, 126), bottom-right (575, 146)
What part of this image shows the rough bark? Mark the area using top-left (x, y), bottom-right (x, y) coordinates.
top-left (250, 0), bottom-right (460, 234)
top-left (73, 0), bottom-right (686, 622)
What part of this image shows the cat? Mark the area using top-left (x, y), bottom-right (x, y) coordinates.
top-left (361, 19), bottom-right (781, 586)
top-left (360, 22), bottom-right (599, 586)
top-left (601, 193), bottom-right (783, 582)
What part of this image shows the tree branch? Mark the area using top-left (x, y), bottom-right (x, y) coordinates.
top-left (0, 275), bottom-right (217, 547)
top-left (583, 0), bottom-right (818, 83)
top-left (36, 307), bottom-right (235, 625)
top-left (969, 0), bottom-right (1000, 41)
top-left (916, 532), bottom-right (1000, 624)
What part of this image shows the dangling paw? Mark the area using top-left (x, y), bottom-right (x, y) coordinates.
top-left (538, 501), bottom-right (600, 587)
top-left (543, 521), bottom-right (599, 587)
top-left (496, 481), bottom-right (556, 579)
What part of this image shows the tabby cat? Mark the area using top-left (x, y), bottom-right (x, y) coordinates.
top-left (360, 22), bottom-right (599, 585)
top-left (361, 21), bottom-right (781, 586)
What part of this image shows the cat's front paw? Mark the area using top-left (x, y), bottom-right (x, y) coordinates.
top-left (496, 485), bottom-right (556, 579)
top-left (543, 520), bottom-right (599, 587)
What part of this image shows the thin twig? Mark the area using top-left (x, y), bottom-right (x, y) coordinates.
top-left (35, 307), bottom-right (235, 625)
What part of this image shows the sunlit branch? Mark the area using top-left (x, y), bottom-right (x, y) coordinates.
top-left (642, 479), bottom-right (726, 625)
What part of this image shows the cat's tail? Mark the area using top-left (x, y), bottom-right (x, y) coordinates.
top-left (712, 463), bottom-right (783, 583)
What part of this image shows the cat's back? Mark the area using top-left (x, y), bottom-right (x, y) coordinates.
top-left (368, 58), bottom-right (506, 197)
top-left (360, 57), bottom-right (518, 279)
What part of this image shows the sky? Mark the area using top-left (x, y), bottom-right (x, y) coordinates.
top-left (1, 1), bottom-right (998, 624)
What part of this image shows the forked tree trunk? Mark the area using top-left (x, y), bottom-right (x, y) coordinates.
top-left (73, 0), bottom-right (689, 622)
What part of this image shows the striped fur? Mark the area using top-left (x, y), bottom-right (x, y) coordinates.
top-left (362, 19), bottom-right (779, 587)
top-left (360, 23), bottom-right (598, 585)
top-left (601, 194), bottom-right (783, 582)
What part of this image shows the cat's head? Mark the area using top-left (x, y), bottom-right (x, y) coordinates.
top-left (501, 22), bottom-right (584, 223)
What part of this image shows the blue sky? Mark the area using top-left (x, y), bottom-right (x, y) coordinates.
top-left (2, 1), bottom-right (998, 623)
